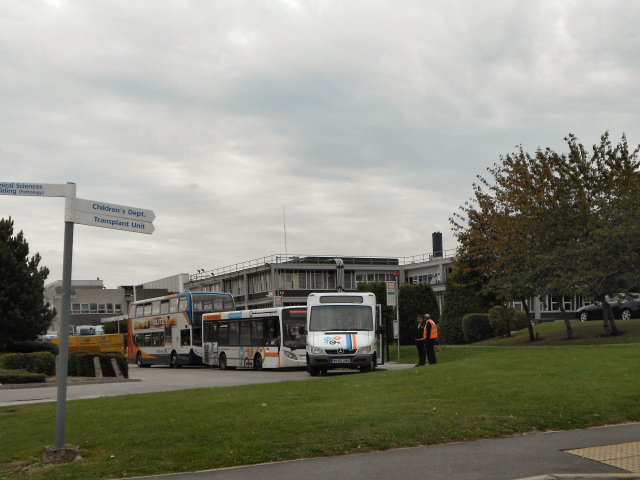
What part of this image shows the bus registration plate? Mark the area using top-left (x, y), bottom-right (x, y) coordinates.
top-left (332, 358), bottom-right (350, 364)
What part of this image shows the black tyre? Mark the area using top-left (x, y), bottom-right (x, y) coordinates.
top-left (136, 352), bottom-right (143, 368)
top-left (621, 308), bottom-right (632, 320)
top-left (253, 353), bottom-right (263, 371)
top-left (579, 311), bottom-right (589, 322)
top-left (170, 351), bottom-right (178, 368)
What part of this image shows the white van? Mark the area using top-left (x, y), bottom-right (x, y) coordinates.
top-left (306, 292), bottom-right (379, 376)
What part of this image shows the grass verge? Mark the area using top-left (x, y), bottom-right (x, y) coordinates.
top-left (1, 343), bottom-right (639, 479)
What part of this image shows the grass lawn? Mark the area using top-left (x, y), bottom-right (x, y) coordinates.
top-left (2, 320), bottom-right (639, 479)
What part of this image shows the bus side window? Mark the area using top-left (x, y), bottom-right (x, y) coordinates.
top-left (240, 321), bottom-right (251, 346)
top-left (160, 301), bottom-right (169, 315)
top-left (251, 319), bottom-right (264, 346)
top-left (169, 298), bottom-right (179, 314)
top-left (178, 297), bottom-right (188, 313)
top-left (229, 322), bottom-right (239, 346)
top-left (180, 329), bottom-right (190, 346)
top-left (266, 318), bottom-right (280, 346)
top-left (218, 322), bottom-right (229, 346)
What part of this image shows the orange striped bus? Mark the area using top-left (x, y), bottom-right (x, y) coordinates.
top-left (202, 307), bottom-right (307, 370)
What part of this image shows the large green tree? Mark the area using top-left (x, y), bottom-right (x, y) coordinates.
top-left (452, 133), bottom-right (640, 338)
top-left (0, 217), bottom-right (55, 350)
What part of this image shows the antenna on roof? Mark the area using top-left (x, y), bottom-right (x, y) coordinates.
top-left (283, 205), bottom-right (288, 257)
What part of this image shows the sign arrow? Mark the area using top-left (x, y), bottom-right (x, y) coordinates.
top-left (74, 198), bottom-right (155, 222)
top-left (70, 210), bottom-right (155, 234)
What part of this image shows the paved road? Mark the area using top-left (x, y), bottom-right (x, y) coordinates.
top-left (0, 362), bottom-right (410, 407)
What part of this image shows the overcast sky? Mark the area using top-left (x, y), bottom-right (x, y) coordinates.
top-left (2, 1), bottom-right (640, 288)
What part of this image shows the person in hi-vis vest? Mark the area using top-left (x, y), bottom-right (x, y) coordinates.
top-left (424, 314), bottom-right (438, 365)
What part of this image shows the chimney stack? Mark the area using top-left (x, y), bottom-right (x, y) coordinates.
top-left (432, 232), bottom-right (443, 258)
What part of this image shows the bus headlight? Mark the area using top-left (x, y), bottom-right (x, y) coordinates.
top-left (356, 346), bottom-right (372, 355)
top-left (309, 347), bottom-right (326, 355)
top-left (284, 350), bottom-right (297, 360)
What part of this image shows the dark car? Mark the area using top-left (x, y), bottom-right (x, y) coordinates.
top-left (576, 294), bottom-right (640, 321)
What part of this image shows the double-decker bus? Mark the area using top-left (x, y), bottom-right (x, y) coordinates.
top-left (128, 291), bottom-right (235, 368)
top-left (201, 306), bottom-right (307, 370)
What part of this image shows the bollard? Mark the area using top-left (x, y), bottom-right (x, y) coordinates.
top-left (110, 358), bottom-right (124, 379)
top-left (93, 357), bottom-right (103, 379)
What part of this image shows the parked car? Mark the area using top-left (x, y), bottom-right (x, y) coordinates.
top-left (576, 294), bottom-right (640, 321)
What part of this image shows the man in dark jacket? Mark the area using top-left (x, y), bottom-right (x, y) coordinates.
top-left (414, 315), bottom-right (426, 366)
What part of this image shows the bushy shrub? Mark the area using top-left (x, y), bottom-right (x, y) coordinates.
top-left (75, 352), bottom-right (97, 377)
top-left (1, 352), bottom-right (56, 376)
top-left (0, 369), bottom-right (47, 384)
top-left (68, 350), bottom-right (92, 376)
top-left (512, 310), bottom-right (531, 331)
top-left (489, 305), bottom-right (517, 338)
top-left (3, 340), bottom-right (58, 355)
top-left (67, 351), bottom-right (128, 378)
top-left (462, 313), bottom-right (494, 343)
top-left (438, 315), bottom-right (466, 345)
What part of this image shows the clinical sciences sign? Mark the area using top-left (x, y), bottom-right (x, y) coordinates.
top-left (1, 181), bottom-right (155, 448)
top-left (0, 181), bottom-right (69, 197)
top-left (1, 182), bottom-right (155, 234)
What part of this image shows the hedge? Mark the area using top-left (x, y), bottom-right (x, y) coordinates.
top-left (0, 352), bottom-right (56, 376)
top-left (0, 369), bottom-right (47, 384)
top-left (2, 340), bottom-right (58, 355)
top-left (461, 313), bottom-right (495, 343)
top-left (69, 351), bottom-right (128, 378)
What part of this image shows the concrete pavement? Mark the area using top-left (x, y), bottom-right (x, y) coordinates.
top-left (117, 423), bottom-right (640, 480)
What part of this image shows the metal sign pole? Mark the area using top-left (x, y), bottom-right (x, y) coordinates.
top-left (396, 277), bottom-right (401, 363)
top-left (55, 183), bottom-right (75, 448)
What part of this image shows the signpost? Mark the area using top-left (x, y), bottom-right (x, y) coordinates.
top-left (1, 181), bottom-right (155, 448)
top-left (392, 271), bottom-right (401, 362)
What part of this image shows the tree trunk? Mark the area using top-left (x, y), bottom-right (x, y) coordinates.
top-left (601, 298), bottom-right (612, 336)
top-left (522, 297), bottom-right (536, 342)
top-left (559, 302), bottom-right (574, 340)
top-left (607, 302), bottom-right (619, 336)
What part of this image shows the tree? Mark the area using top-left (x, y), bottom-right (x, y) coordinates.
top-left (439, 259), bottom-right (495, 344)
top-left (452, 133), bottom-right (640, 339)
top-left (0, 217), bottom-right (55, 350)
top-left (398, 283), bottom-right (439, 345)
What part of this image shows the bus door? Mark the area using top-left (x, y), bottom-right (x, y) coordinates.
top-left (203, 321), bottom-right (219, 366)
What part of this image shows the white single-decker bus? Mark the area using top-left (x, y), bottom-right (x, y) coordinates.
top-left (306, 292), bottom-right (379, 376)
top-left (202, 306), bottom-right (307, 370)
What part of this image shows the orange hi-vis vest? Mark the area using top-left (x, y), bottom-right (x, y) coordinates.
top-left (425, 319), bottom-right (438, 339)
